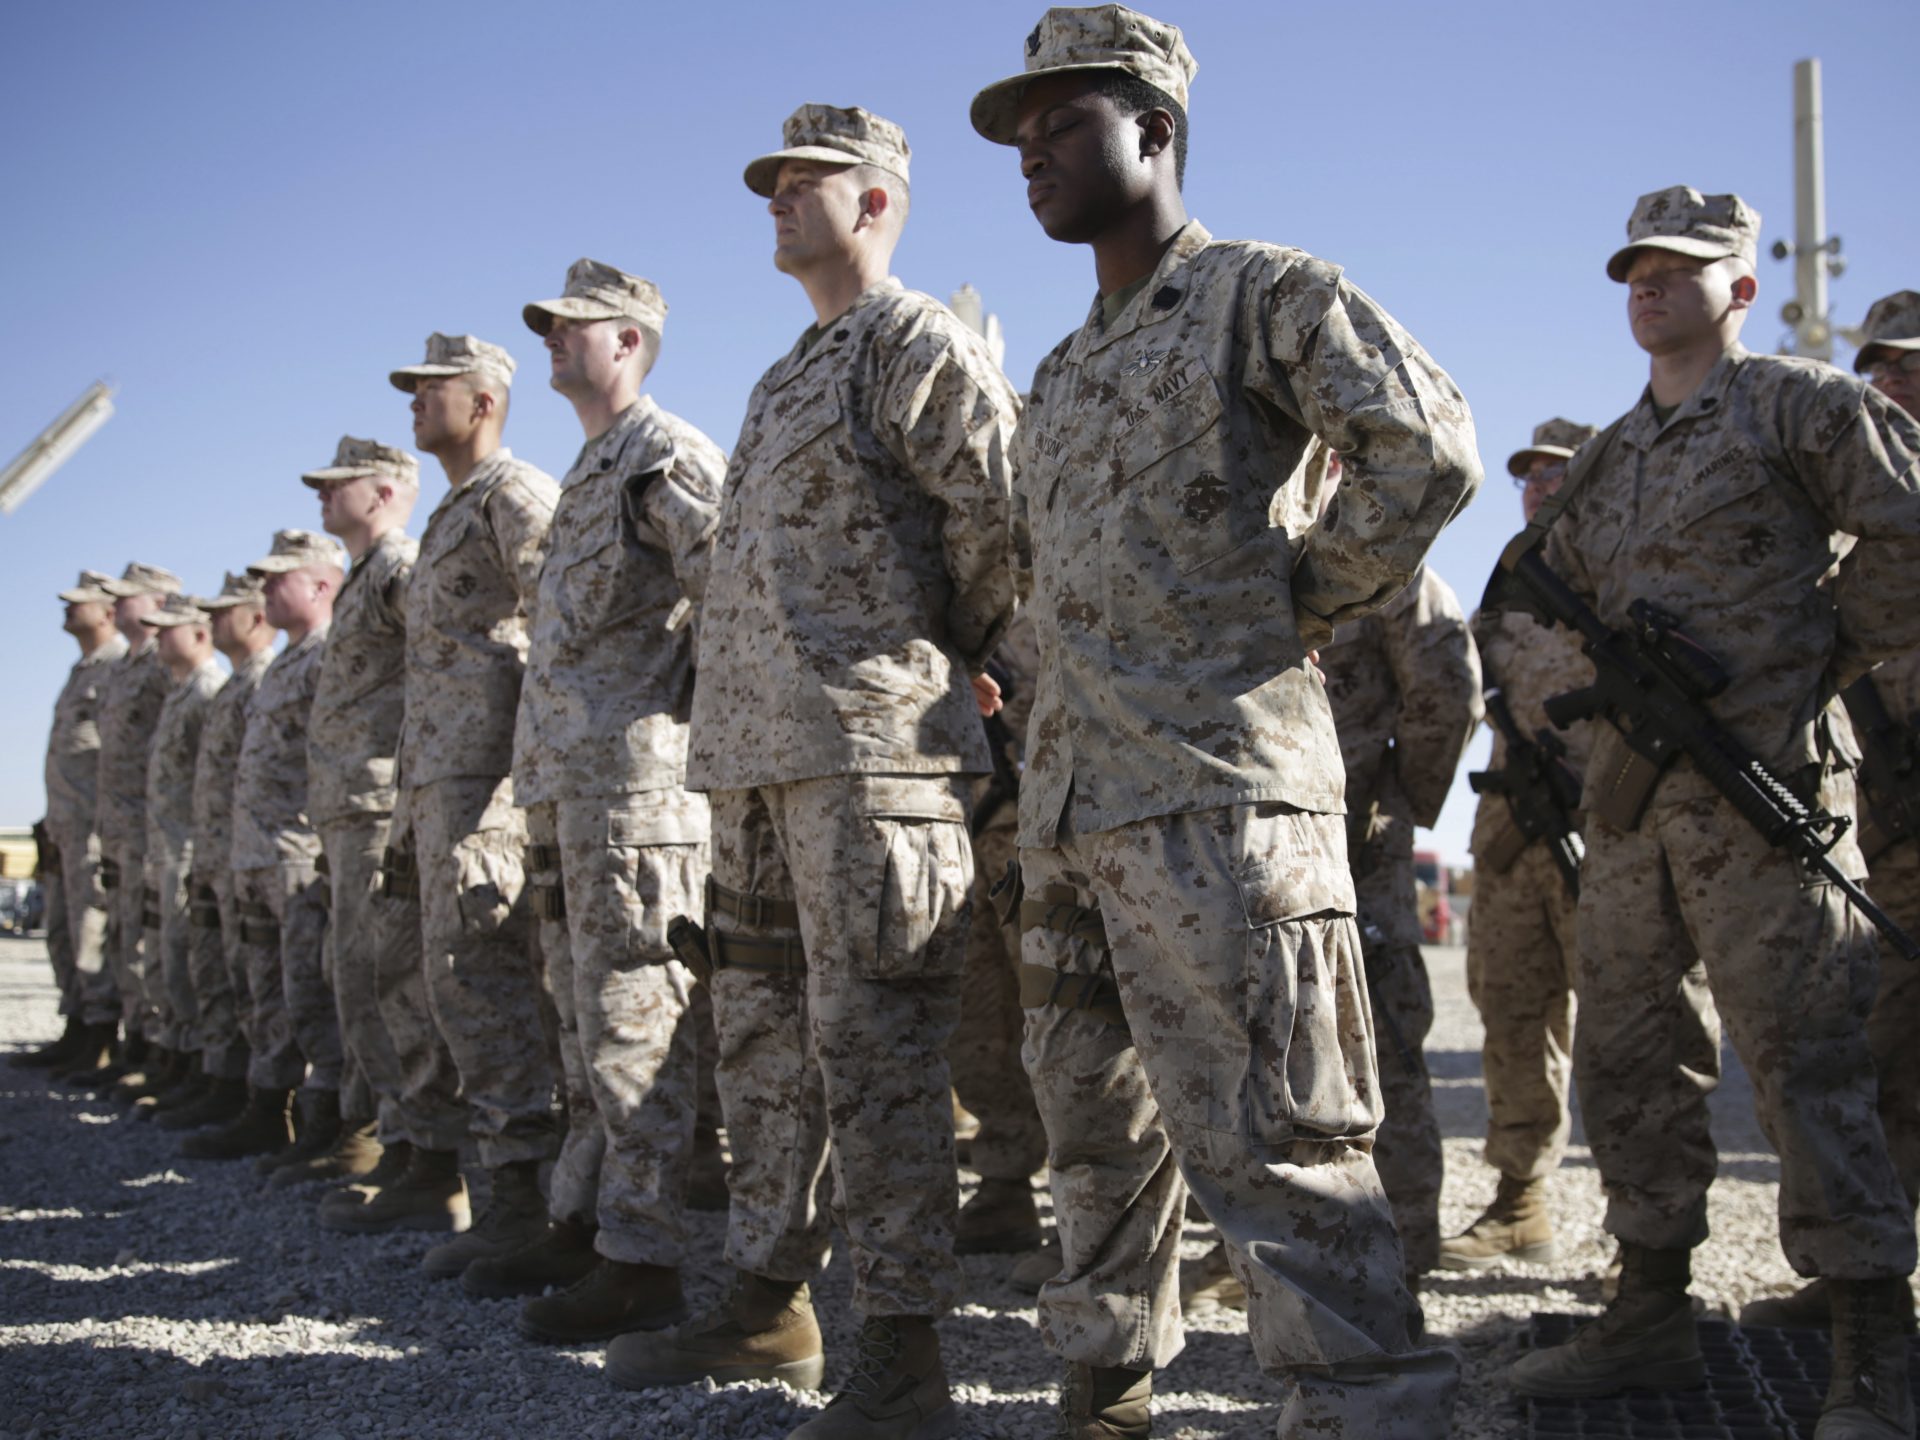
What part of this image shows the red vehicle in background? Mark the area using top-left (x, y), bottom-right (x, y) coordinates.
top-left (1414, 849), bottom-right (1452, 944)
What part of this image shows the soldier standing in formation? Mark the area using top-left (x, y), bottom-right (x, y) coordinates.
top-left (1505, 189), bottom-right (1920, 1440)
top-left (971, 5), bottom-right (1477, 1431)
top-left (290, 438), bottom-right (435, 1192)
top-left (129, 595), bottom-right (226, 1104)
top-left (20, 572), bottom-right (127, 1075)
top-left (471, 261), bottom-right (724, 1343)
top-left (392, 332), bottom-right (563, 1264)
top-left (609, 103), bottom-right (1019, 1440)
top-left (156, 572), bottom-right (278, 1133)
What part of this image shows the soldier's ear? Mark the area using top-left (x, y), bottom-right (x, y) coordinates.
top-left (1138, 107), bottom-right (1174, 164)
top-left (1729, 273), bottom-right (1757, 309)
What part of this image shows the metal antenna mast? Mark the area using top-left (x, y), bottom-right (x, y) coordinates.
top-left (1770, 59), bottom-right (1847, 360)
top-left (0, 380), bottom-right (116, 515)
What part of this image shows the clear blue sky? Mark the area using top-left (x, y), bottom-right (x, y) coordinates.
top-left (2, 0), bottom-right (1912, 864)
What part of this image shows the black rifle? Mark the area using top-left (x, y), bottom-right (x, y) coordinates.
top-left (1842, 674), bottom-right (1920, 863)
top-left (1496, 542), bottom-right (1920, 961)
top-left (1468, 687), bottom-right (1584, 897)
top-left (972, 657), bottom-right (1021, 839)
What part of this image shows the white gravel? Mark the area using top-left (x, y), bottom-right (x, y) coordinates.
top-left (0, 934), bottom-right (1804, 1439)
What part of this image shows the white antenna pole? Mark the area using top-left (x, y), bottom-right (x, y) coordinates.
top-left (1771, 59), bottom-right (1845, 360)
top-left (0, 380), bottom-right (116, 515)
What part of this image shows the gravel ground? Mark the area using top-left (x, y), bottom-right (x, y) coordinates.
top-left (0, 933), bottom-right (1805, 1439)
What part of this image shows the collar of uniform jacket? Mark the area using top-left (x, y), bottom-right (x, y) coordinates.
top-left (1068, 219), bottom-right (1211, 363)
top-left (768, 277), bottom-right (906, 392)
top-left (1620, 342), bottom-right (1751, 451)
top-left (570, 395), bottom-right (673, 486)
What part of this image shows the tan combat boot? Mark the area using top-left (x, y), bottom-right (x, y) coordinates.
top-left (1508, 1243), bottom-right (1704, 1397)
top-left (50, 1023), bottom-right (118, 1084)
top-left (788, 1315), bottom-right (955, 1439)
top-left (88, 1032), bottom-right (148, 1088)
top-left (12, 1016), bottom-right (83, 1070)
top-left (1438, 1174), bottom-right (1557, 1270)
top-left (955, 1178), bottom-right (1043, 1256)
top-left (156, 1076), bottom-right (249, 1132)
top-left (110, 1042), bottom-right (175, 1100)
top-left (1179, 1240), bottom-right (1246, 1315)
top-left (255, 1088), bottom-right (342, 1176)
top-left (180, 1086), bottom-right (295, 1161)
top-left (141, 1064), bottom-right (211, 1120)
top-left (520, 1258), bottom-right (688, 1344)
top-left (421, 1159), bottom-right (547, 1278)
top-left (1010, 1239), bottom-right (1063, 1296)
top-left (319, 1145), bottom-right (470, 1235)
top-left (1059, 1362), bottom-right (1151, 1439)
top-left (1815, 1277), bottom-right (1915, 1439)
top-left (270, 1120), bottom-right (381, 1190)
top-left (606, 1271), bottom-right (826, 1391)
top-left (463, 1216), bottom-right (600, 1298)
top-left (1740, 1278), bottom-right (1832, 1328)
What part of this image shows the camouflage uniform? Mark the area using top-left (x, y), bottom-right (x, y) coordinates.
top-left (1318, 565), bottom-right (1481, 1276)
top-left (1856, 648), bottom-right (1920, 1209)
top-left (139, 623), bottom-right (224, 1053)
top-left (1464, 607), bottom-right (1591, 1182)
top-left (42, 586), bottom-right (125, 1028)
top-left (688, 251), bottom-right (1019, 1315)
top-left (950, 611), bottom-right (1048, 1186)
top-left (986, 184), bottom-right (1476, 1421)
top-left (232, 594), bottom-right (338, 1094)
top-left (1540, 332), bottom-right (1920, 1279)
top-left (191, 609), bottom-right (271, 1082)
top-left (513, 366), bottom-right (725, 1263)
top-left (399, 443), bottom-right (559, 1167)
top-left (302, 440), bottom-right (466, 1153)
top-left (96, 632), bottom-right (177, 1028)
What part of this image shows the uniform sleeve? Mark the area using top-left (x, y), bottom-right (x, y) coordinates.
top-left (1785, 375), bottom-right (1920, 685)
top-left (628, 431), bottom-right (725, 613)
top-left (1265, 259), bottom-right (1483, 644)
top-left (1381, 568), bottom-right (1484, 827)
top-left (874, 324), bottom-right (1020, 669)
top-left (374, 552), bottom-right (414, 634)
top-left (486, 472), bottom-right (560, 611)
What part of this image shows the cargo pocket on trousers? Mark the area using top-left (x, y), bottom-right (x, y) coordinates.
top-left (1235, 812), bottom-right (1376, 1151)
top-left (848, 776), bottom-right (973, 982)
top-left (454, 836), bottom-right (523, 938)
top-left (609, 795), bottom-right (710, 964)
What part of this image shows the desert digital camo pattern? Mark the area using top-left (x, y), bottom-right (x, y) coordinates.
top-left (1855, 290), bottom-right (1920, 367)
top-left (1018, 802), bottom-right (1458, 1428)
top-left (1604, 184), bottom-right (1762, 282)
top-left (43, 633), bottom-right (126, 1020)
top-left (409, 774), bottom-right (556, 1167)
top-left (512, 397), bottom-right (725, 805)
top-left (44, 632), bottom-right (126, 833)
top-left (1319, 565), bottom-right (1480, 1275)
top-left (233, 855), bottom-right (337, 1091)
top-left (969, 3), bottom-right (1198, 145)
top-left (231, 629), bottom-right (330, 870)
top-left (533, 791), bottom-right (710, 1264)
top-left (950, 612), bottom-right (1046, 1185)
top-left (400, 449), bottom-right (558, 788)
top-left (1011, 220), bottom-right (1481, 847)
top-left (141, 657), bottom-right (225, 1048)
top-left (1541, 343), bottom-right (1920, 1280)
top-left (388, 337), bottom-right (518, 395)
top-left (192, 649), bottom-right (271, 880)
top-left (1464, 608), bottom-right (1593, 1182)
top-left (95, 640), bottom-right (173, 852)
top-left (99, 561), bottom-right (182, 600)
top-left (1506, 417), bottom-right (1600, 477)
top-left (309, 528), bottom-right (415, 826)
top-left (688, 278), bottom-right (1018, 792)
top-left (743, 104), bottom-right (912, 198)
top-left (1541, 347), bottom-right (1920, 802)
top-left (707, 773), bottom-right (974, 1316)
top-left (522, 261), bottom-right (667, 340)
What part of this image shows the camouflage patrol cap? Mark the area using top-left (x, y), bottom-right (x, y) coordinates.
top-left (389, 333), bottom-right (518, 394)
top-left (1854, 290), bottom-right (1920, 372)
top-left (300, 435), bottom-right (420, 489)
top-left (971, 5), bottom-right (1198, 145)
top-left (743, 105), bottom-right (911, 199)
top-left (57, 569), bottom-right (117, 605)
top-left (1606, 186), bottom-right (1761, 283)
top-left (141, 593), bottom-right (211, 630)
top-left (197, 571), bottom-right (267, 612)
top-left (523, 260), bottom-right (667, 340)
top-left (1506, 418), bottom-right (1599, 478)
top-left (246, 529), bottom-right (346, 577)
top-left (100, 562), bottom-right (183, 600)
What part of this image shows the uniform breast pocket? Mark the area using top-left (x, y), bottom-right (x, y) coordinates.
top-left (1111, 364), bottom-right (1231, 575)
top-left (425, 515), bottom-right (493, 629)
top-left (556, 481), bottom-right (647, 637)
top-left (767, 382), bottom-right (843, 469)
top-left (1666, 454), bottom-right (1773, 535)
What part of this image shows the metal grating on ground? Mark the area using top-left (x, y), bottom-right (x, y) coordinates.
top-left (1520, 1313), bottom-right (1920, 1439)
